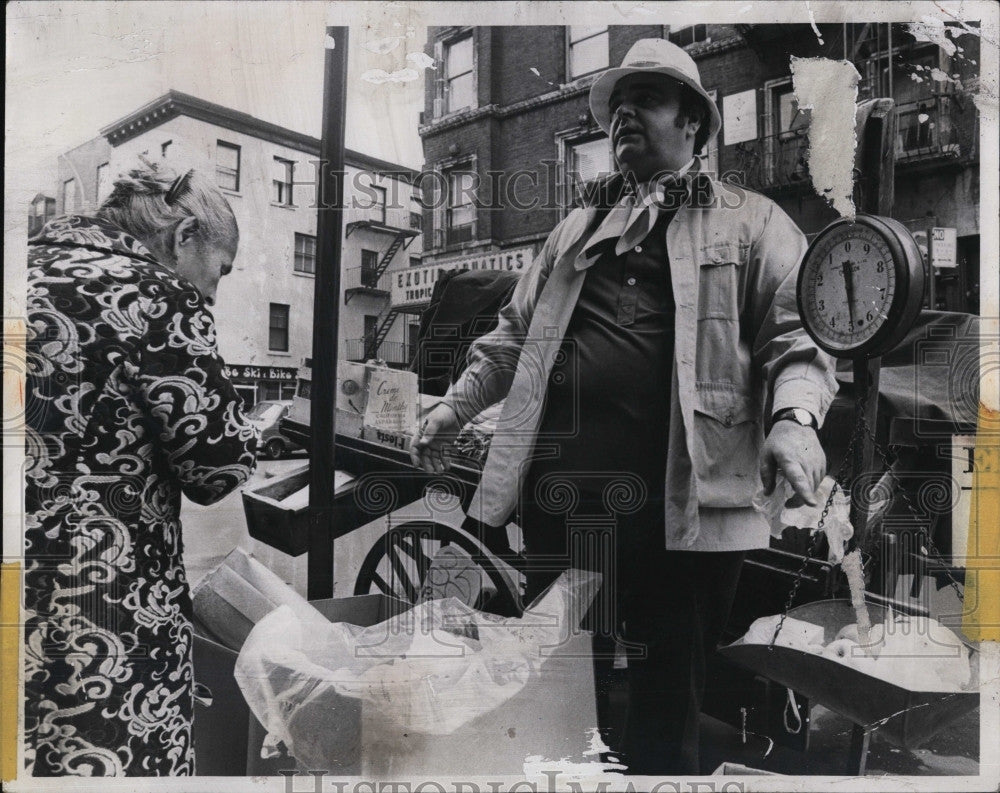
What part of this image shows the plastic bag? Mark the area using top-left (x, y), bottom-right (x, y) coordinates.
top-left (752, 475), bottom-right (854, 563)
top-left (234, 569), bottom-right (601, 767)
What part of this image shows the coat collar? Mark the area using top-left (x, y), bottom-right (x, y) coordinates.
top-left (573, 169), bottom-right (717, 271)
top-left (31, 215), bottom-right (160, 264)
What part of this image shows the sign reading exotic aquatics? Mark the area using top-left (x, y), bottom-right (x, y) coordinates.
top-left (391, 246), bottom-right (534, 306)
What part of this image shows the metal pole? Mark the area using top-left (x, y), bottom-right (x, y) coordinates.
top-left (308, 26), bottom-right (349, 600)
top-left (887, 24), bottom-right (893, 99)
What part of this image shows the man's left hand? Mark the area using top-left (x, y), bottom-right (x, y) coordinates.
top-left (759, 421), bottom-right (826, 507)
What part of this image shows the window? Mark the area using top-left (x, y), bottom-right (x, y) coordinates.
top-left (410, 210), bottom-right (423, 230)
top-left (361, 249), bottom-right (380, 287)
top-left (268, 303), bottom-right (290, 352)
top-left (216, 140), bottom-right (241, 191)
top-left (293, 233), bottom-right (316, 274)
top-left (765, 81), bottom-right (809, 186)
top-left (364, 314), bottom-right (378, 341)
top-left (446, 169), bottom-right (476, 245)
top-left (273, 157), bottom-right (294, 205)
top-left (161, 140), bottom-right (172, 158)
top-left (669, 25), bottom-right (710, 49)
top-left (62, 178), bottom-right (78, 213)
top-left (565, 136), bottom-right (613, 207)
top-left (444, 34), bottom-right (475, 113)
top-left (410, 255), bottom-right (421, 268)
top-left (261, 383), bottom-right (282, 402)
top-left (96, 163), bottom-right (111, 204)
top-left (368, 184), bottom-right (387, 223)
top-left (568, 26), bottom-right (608, 80)
top-left (407, 323), bottom-right (421, 362)
top-left (773, 83), bottom-right (801, 134)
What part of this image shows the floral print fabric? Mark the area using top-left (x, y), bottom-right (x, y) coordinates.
top-left (23, 215), bottom-right (258, 776)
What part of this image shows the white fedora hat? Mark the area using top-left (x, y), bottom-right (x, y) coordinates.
top-left (589, 38), bottom-right (722, 143)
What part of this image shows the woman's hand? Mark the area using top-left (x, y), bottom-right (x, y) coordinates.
top-left (409, 403), bottom-right (461, 473)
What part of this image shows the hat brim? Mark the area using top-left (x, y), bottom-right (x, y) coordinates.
top-left (589, 66), bottom-right (722, 144)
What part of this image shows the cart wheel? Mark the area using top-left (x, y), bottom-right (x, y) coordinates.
top-left (353, 521), bottom-right (520, 614)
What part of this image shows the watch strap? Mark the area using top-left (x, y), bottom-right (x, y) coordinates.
top-left (772, 407), bottom-right (818, 430)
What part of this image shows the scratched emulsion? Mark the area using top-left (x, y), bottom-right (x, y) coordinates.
top-left (791, 57), bottom-right (861, 219)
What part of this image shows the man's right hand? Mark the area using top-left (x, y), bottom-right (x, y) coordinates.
top-left (409, 403), bottom-right (461, 473)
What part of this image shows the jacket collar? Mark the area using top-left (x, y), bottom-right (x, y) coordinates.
top-left (574, 167), bottom-right (717, 270)
top-left (31, 215), bottom-right (160, 264)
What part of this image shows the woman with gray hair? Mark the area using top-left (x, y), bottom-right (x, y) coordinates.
top-left (24, 160), bottom-right (259, 776)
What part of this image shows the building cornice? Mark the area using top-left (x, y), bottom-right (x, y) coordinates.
top-left (100, 90), bottom-right (420, 181)
top-left (687, 35), bottom-right (748, 59)
top-left (419, 75), bottom-right (599, 139)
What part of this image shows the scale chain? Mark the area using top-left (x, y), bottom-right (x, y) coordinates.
top-left (769, 420), bottom-right (861, 650)
top-left (855, 410), bottom-right (966, 604)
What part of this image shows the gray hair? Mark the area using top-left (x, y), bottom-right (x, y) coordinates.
top-left (97, 160), bottom-right (238, 259)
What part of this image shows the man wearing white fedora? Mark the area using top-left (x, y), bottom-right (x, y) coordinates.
top-left (413, 38), bottom-right (837, 774)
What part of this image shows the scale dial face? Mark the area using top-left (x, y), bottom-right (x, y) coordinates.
top-left (797, 215), bottom-right (924, 359)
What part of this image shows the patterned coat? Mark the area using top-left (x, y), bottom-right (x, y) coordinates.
top-left (23, 215), bottom-right (258, 776)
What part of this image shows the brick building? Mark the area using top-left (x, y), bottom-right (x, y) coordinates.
top-left (55, 91), bottom-right (424, 405)
top-left (416, 23), bottom-right (981, 314)
top-left (28, 193), bottom-right (56, 237)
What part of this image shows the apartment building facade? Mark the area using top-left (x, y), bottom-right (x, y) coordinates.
top-left (417, 23), bottom-right (981, 314)
top-left (28, 193), bottom-right (56, 237)
top-left (55, 91), bottom-right (423, 406)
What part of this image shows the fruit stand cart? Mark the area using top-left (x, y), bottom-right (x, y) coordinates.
top-left (236, 27), bottom-right (979, 775)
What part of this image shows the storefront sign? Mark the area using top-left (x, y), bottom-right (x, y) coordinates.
top-left (931, 227), bottom-right (957, 268)
top-left (723, 89), bottom-right (758, 145)
top-left (391, 246), bottom-right (533, 306)
top-left (223, 364), bottom-right (297, 382)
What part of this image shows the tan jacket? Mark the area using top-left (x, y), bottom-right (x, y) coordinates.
top-left (443, 175), bottom-right (839, 550)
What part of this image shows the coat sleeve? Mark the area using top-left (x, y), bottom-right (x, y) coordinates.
top-left (439, 218), bottom-right (568, 426)
top-left (136, 279), bottom-right (259, 505)
top-left (747, 200), bottom-right (840, 426)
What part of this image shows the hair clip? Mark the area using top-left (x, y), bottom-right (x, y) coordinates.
top-left (165, 169), bottom-right (194, 205)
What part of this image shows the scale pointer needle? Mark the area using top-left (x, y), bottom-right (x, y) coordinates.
top-left (841, 260), bottom-right (856, 328)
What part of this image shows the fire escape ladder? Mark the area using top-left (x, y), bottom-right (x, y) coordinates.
top-left (374, 232), bottom-right (408, 280)
top-left (365, 307), bottom-right (401, 360)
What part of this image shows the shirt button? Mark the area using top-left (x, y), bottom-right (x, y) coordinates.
top-left (626, 277), bottom-right (637, 286)
top-left (634, 245), bottom-right (643, 253)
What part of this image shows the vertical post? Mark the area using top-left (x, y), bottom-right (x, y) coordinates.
top-left (308, 26), bottom-right (349, 600)
top-left (926, 225), bottom-right (937, 310)
top-left (848, 357), bottom-right (881, 554)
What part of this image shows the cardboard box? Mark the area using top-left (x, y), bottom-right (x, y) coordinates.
top-left (193, 627), bottom-right (289, 776)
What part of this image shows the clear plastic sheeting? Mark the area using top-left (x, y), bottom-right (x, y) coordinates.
top-left (752, 475), bottom-right (857, 562)
top-left (234, 569), bottom-right (601, 767)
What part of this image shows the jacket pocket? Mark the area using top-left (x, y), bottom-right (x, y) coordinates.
top-left (697, 242), bottom-right (746, 320)
top-left (691, 384), bottom-right (762, 508)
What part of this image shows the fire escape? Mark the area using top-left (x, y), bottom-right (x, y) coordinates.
top-left (344, 214), bottom-right (421, 363)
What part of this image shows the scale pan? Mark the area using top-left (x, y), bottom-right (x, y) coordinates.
top-left (719, 599), bottom-right (979, 748)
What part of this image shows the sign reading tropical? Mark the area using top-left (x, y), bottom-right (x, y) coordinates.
top-left (391, 246), bottom-right (534, 306)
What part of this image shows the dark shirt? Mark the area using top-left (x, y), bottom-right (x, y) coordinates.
top-left (522, 209), bottom-right (677, 521)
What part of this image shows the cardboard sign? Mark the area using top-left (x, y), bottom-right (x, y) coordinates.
top-left (723, 89), bottom-right (758, 145)
top-left (363, 367), bottom-right (418, 436)
top-left (931, 226), bottom-right (957, 268)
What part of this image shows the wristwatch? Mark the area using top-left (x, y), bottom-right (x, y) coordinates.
top-left (772, 407), bottom-right (818, 430)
